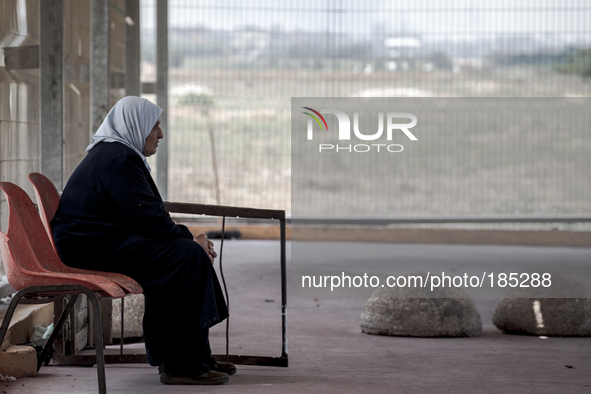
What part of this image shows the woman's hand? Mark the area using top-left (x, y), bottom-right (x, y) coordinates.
top-left (194, 234), bottom-right (216, 264)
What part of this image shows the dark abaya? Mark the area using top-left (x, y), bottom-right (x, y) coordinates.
top-left (52, 141), bottom-right (228, 376)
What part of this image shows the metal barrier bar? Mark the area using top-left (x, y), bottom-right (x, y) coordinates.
top-left (290, 215), bottom-right (591, 225)
top-left (164, 202), bottom-right (288, 367)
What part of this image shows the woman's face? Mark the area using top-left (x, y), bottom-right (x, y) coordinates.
top-left (144, 119), bottom-right (164, 157)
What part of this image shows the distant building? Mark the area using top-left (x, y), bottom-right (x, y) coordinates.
top-left (384, 37), bottom-right (421, 59)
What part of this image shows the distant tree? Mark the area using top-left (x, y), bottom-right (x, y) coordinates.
top-left (554, 48), bottom-right (591, 79)
top-left (338, 42), bottom-right (372, 58)
top-left (429, 51), bottom-right (453, 70)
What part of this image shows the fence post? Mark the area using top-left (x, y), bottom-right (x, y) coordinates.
top-left (91, 0), bottom-right (110, 140)
top-left (39, 0), bottom-right (64, 190)
top-left (156, 0), bottom-right (169, 199)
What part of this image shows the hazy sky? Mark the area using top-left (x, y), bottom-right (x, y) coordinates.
top-left (141, 0), bottom-right (591, 41)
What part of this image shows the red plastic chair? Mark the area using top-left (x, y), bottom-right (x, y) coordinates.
top-left (0, 181), bottom-right (120, 394)
top-left (28, 172), bottom-right (145, 364)
top-left (28, 172), bottom-right (142, 294)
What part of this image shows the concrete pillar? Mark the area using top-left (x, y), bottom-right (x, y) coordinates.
top-left (125, 0), bottom-right (141, 97)
top-left (156, 0), bottom-right (168, 199)
top-left (39, 0), bottom-right (64, 190)
top-left (90, 0), bottom-right (110, 140)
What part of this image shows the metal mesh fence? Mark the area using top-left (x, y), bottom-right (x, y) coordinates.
top-left (140, 0), bottom-right (591, 216)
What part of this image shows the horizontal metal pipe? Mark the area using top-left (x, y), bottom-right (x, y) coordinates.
top-left (289, 215), bottom-right (591, 225)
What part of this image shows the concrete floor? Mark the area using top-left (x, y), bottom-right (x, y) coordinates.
top-left (5, 241), bottom-right (591, 393)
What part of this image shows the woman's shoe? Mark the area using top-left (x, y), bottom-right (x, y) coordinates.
top-left (210, 361), bottom-right (237, 375)
top-left (159, 370), bottom-right (229, 385)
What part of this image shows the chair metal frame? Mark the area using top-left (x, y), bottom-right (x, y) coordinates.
top-left (0, 285), bottom-right (108, 393)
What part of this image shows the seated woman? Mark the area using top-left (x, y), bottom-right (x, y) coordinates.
top-left (51, 96), bottom-right (233, 385)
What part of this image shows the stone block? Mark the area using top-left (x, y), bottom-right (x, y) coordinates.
top-left (360, 273), bottom-right (482, 337)
top-left (0, 345), bottom-right (37, 378)
top-left (493, 273), bottom-right (591, 336)
top-left (0, 303), bottom-right (53, 350)
top-left (112, 294), bottom-right (144, 338)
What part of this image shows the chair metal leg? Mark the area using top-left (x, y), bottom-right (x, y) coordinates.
top-left (37, 294), bottom-right (79, 371)
top-left (0, 285), bottom-right (111, 392)
top-left (0, 288), bottom-right (30, 346)
top-left (81, 288), bottom-right (106, 394)
top-left (67, 296), bottom-right (77, 356)
top-left (120, 297), bottom-right (124, 355)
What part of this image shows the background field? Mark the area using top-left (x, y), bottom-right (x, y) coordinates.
top-left (139, 1), bottom-right (591, 227)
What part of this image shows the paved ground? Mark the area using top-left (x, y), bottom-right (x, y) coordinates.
top-left (5, 241), bottom-right (591, 393)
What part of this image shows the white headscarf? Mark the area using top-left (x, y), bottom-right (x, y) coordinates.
top-left (86, 96), bottom-right (163, 171)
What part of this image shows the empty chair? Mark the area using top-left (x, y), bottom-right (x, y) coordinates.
top-left (0, 181), bottom-right (123, 394)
